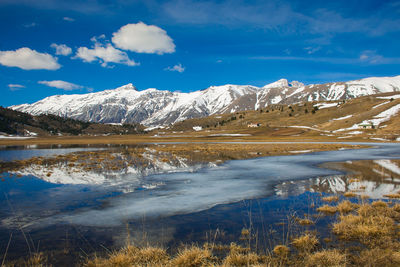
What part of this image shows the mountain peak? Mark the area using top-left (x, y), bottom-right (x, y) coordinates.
top-left (263, 79), bottom-right (289, 89)
top-left (114, 83), bottom-right (137, 91)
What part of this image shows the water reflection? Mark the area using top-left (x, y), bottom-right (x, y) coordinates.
top-left (0, 143), bottom-right (400, 264)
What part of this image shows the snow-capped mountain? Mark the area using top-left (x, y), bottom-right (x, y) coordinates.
top-left (10, 75), bottom-right (400, 126)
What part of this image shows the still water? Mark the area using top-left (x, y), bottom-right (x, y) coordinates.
top-left (0, 142), bottom-right (399, 265)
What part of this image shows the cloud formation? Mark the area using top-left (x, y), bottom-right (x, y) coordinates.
top-left (0, 47), bottom-right (60, 70)
top-left (23, 22), bottom-right (37, 28)
top-left (63, 16), bottom-right (75, 22)
top-left (112, 22), bottom-right (175, 54)
top-left (163, 0), bottom-right (400, 38)
top-left (8, 84), bottom-right (25, 91)
top-left (165, 63), bottom-right (185, 73)
top-left (75, 37), bottom-right (138, 67)
top-left (50, 43), bottom-right (72, 56)
top-left (38, 80), bottom-right (83, 90)
top-left (359, 50), bottom-right (384, 64)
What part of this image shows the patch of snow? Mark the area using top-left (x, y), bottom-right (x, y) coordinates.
top-left (348, 131), bottom-right (363, 135)
top-left (369, 137), bottom-right (390, 141)
top-left (332, 114), bottom-right (353, 121)
top-left (372, 101), bottom-right (390, 109)
top-left (314, 102), bottom-right (338, 109)
top-left (335, 103), bottom-right (400, 132)
top-left (0, 135), bottom-right (35, 139)
top-left (263, 79), bottom-right (289, 89)
top-left (144, 125), bottom-right (165, 131)
top-left (271, 95), bottom-right (282, 104)
top-left (192, 126), bottom-right (202, 131)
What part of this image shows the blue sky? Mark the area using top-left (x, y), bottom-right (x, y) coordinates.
top-left (1, 0), bottom-right (400, 107)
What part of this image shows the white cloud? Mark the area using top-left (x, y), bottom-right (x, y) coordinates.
top-left (8, 84), bottom-right (25, 91)
top-left (112, 22), bottom-right (175, 54)
top-left (359, 50), bottom-right (384, 64)
top-left (38, 80), bottom-right (83, 90)
top-left (50, 43), bottom-right (72, 56)
top-left (75, 39), bottom-right (138, 67)
top-left (63, 17), bottom-right (75, 22)
top-left (24, 22), bottom-right (37, 28)
top-left (304, 46), bottom-right (321, 54)
top-left (165, 63), bottom-right (185, 73)
top-left (0, 47), bottom-right (60, 70)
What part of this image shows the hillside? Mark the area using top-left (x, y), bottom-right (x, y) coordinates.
top-left (0, 107), bottom-right (144, 137)
top-left (168, 92), bottom-right (400, 141)
top-left (10, 75), bottom-right (400, 126)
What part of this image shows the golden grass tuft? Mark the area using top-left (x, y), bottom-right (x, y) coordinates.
top-left (171, 246), bottom-right (215, 267)
top-left (222, 243), bottom-right (264, 267)
top-left (297, 218), bottom-right (314, 226)
top-left (332, 203), bottom-right (398, 248)
top-left (24, 252), bottom-right (47, 267)
top-left (85, 245), bottom-right (168, 267)
top-left (321, 195), bottom-right (339, 203)
top-left (273, 245), bottom-right (290, 258)
top-left (343, 192), bottom-right (357, 198)
top-left (317, 205), bottom-right (337, 215)
top-left (371, 200), bottom-right (388, 208)
top-left (305, 249), bottom-right (346, 267)
top-left (355, 248), bottom-right (400, 267)
top-left (336, 200), bottom-right (357, 214)
top-left (292, 234), bottom-right (319, 253)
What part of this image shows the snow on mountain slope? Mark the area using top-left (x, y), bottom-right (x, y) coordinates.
top-left (10, 75), bottom-right (400, 126)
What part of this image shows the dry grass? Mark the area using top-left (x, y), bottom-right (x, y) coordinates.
top-left (316, 205), bottom-right (337, 215)
top-left (171, 246), bottom-right (215, 267)
top-left (332, 202), bottom-right (400, 248)
top-left (222, 243), bottom-right (265, 267)
top-left (292, 234), bottom-right (319, 253)
top-left (85, 245), bottom-right (168, 267)
top-left (272, 245), bottom-right (290, 258)
top-left (297, 218), bottom-right (314, 226)
top-left (305, 249), bottom-right (346, 267)
top-left (336, 200), bottom-right (357, 214)
top-left (321, 195), bottom-right (339, 203)
top-left (343, 192), bottom-right (357, 198)
top-left (354, 248), bottom-right (400, 267)
top-left (12, 198), bottom-right (400, 267)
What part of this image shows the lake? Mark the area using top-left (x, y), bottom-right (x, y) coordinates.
top-left (0, 142), bottom-right (399, 265)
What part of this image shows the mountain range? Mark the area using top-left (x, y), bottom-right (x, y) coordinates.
top-left (11, 75), bottom-right (400, 126)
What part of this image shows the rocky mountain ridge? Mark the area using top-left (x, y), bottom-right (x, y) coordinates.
top-left (11, 75), bottom-right (400, 126)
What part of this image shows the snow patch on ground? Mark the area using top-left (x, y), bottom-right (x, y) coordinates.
top-left (332, 114), bottom-right (353, 121)
top-left (334, 103), bottom-right (400, 132)
top-left (314, 102), bottom-right (337, 109)
top-left (372, 101), bottom-right (390, 109)
top-left (0, 135), bottom-right (35, 139)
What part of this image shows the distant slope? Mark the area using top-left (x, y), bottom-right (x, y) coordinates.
top-left (0, 107), bottom-right (144, 136)
top-left (170, 92), bottom-right (400, 141)
top-left (10, 75), bottom-right (400, 126)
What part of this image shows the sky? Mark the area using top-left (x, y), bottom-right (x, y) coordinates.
top-left (1, 0), bottom-right (400, 107)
